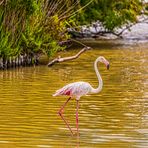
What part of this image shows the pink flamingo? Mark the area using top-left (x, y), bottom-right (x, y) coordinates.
top-left (53, 56), bottom-right (109, 135)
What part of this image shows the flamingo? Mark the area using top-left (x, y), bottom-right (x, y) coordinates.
top-left (53, 56), bottom-right (110, 136)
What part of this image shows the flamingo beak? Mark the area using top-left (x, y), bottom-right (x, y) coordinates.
top-left (102, 58), bottom-right (110, 70)
top-left (107, 63), bottom-right (110, 70)
top-left (104, 61), bottom-right (110, 70)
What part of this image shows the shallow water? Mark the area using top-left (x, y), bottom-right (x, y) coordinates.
top-left (0, 41), bottom-right (148, 147)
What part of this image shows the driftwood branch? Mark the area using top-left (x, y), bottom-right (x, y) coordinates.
top-left (47, 46), bottom-right (91, 67)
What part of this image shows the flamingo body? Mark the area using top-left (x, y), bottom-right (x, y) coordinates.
top-left (53, 81), bottom-right (92, 99)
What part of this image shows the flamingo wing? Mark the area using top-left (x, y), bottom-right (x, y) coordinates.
top-left (53, 82), bottom-right (92, 97)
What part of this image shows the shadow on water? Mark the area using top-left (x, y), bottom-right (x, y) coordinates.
top-left (0, 40), bottom-right (148, 147)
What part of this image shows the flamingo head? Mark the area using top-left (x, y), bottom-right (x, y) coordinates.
top-left (98, 56), bottom-right (110, 70)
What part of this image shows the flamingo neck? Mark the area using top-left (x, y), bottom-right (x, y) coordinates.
top-left (91, 58), bottom-right (103, 94)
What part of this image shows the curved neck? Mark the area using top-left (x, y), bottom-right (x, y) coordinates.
top-left (91, 58), bottom-right (103, 94)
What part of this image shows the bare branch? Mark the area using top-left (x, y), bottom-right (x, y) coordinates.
top-left (47, 46), bottom-right (91, 67)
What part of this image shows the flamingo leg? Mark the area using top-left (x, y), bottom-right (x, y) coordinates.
top-left (58, 97), bottom-right (71, 114)
top-left (58, 97), bottom-right (74, 135)
top-left (76, 100), bottom-right (79, 135)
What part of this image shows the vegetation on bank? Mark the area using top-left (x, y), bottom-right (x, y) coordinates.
top-left (0, 0), bottom-right (79, 68)
top-left (78, 0), bottom-right (144, 30)
top-left (0, 0), bottom-right (147, 69)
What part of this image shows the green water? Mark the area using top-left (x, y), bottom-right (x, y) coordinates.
top-left (0, 40), bottom-right (148, 147)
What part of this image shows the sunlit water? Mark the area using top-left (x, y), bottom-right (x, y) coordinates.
top-left (0, 40), bottom-right (148, 148)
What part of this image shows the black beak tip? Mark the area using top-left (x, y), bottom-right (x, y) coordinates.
top-left (107, 64), bottom-right (110, 70)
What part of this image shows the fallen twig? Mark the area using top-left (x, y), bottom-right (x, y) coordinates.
top-left (47, 46), bottom-right (91, 67)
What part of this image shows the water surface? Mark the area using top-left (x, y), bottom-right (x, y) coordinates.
top-left (0, 40), bottom-right (148, 147)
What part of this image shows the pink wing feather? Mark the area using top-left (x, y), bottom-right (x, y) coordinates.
top-left (53, 84), bottom-right (73, 96)
top-left (53, 82), bottom-right (92, 97)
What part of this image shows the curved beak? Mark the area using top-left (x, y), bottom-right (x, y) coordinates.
top-left (102, 58), bottom-right (110, 70)
top-left (104, 60), bottom-right (110, 70)
top-left (107, 63), bottom-right (110, 70)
